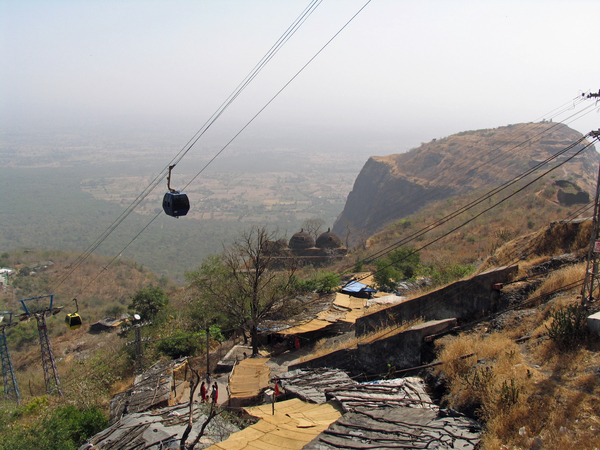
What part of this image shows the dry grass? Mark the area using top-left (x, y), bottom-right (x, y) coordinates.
top-left (526, 262), bottom-right (586, 305)
top-left (436, 294), bottom-right (600, 449)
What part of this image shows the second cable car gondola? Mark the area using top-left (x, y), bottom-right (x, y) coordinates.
top-left (65, 298), bottom-right (82, 330)
top-left (163, 165), bottom-right (190, 218)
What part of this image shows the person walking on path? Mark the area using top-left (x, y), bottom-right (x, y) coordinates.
top-left (200, 381), bottom-right (206, 403)
top-left (211, 382), bottom-right (219, 404)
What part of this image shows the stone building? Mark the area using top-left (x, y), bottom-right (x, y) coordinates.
top-left (267, 228), bottom-right (347, 267)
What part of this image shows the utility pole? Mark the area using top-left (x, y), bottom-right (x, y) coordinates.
top-left (20, 295), bottom-right (63, 396)
top-left (121, 315), bottom-right (152, 376)
top-left (580, 129), bottom-right (600, 305)
top-left (206, 325), bottom-right (210, 377)
top-left (0, 312), bottom-right (20, 404)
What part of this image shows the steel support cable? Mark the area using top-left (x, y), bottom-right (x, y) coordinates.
top-left (181, 0), bottom-right (374, 190)
top-left (352, 138), bottom-right (597, 285)
top-left (494, 199), bottom-right (596, 274)
top-left (66, 0), bottom-right (374, 298)
top-left (411, 133), bottom-right (599, 275)
top-left (503, 203), bottom-right (594, 268)
top-left (166, 0), bottom-right (324, 169)
top-left (364, 137), bottom-right (595, 272)
top-left (389, 197), bottom-right (595, 325)
top-left (362, 101), bottom-right (597, 234)
top-left (363, 132), bottom-right (589, 265)
top-left (51, 0), bottom-right (324, 295)
top-left (360, 134), bottom-right (590, 266)
top-left (353, 106), bottom-right (597, 240)
top-left (361, 97), bottom-right (596, 234)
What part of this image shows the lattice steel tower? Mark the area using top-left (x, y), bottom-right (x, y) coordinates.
top-left (0, 312), bottom-right (20, 404)
top-left (581, 129), bottom-right (600, 305)
top-left (20, 295), bottom-right (63, 396)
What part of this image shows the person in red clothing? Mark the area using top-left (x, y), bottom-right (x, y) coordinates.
top-left (200, 381), bottom-right (206, 403)
top-left (211, 382), bottom-right (218, 404)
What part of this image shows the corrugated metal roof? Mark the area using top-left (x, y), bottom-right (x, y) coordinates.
top-left (277, 319), bottom-right (333, 336)
top-left (304, 406), bottom-right (481, 450)
top-left (333, 293), bottom-right (367, 309)
top-left (275, 368), bottom-right (356, 404)
top-left (110, 359), bottom-right (187, 423)
top-left (325, 377), bottom-right (437, 412)
top-left (80, 403), bottom-right (239, 450)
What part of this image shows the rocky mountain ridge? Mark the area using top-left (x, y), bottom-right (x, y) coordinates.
top-left (333, 122), bottom-right (599, 244)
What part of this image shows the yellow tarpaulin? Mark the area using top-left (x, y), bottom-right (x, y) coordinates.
top-left (229, 358), bottom-right (271, 399)
top-left (208, 399), bottom-right (342, 450)
top-left (341, 308), bottom-right (366, 323)
top-left (352, 272), bottom-right (375, 286)
top-left (277, 319), bottom-right (332, 336)
top-left (333, 292), bottom-right (367, 310)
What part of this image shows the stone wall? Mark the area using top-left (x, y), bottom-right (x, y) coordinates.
top-left (289, 319), bottom-right (456, 376)
top-left (355, 265), bottom-right (518, 336)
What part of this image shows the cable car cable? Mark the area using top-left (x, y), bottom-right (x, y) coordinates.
top-left (362, 100), bottom-right (597, 234)
top-left (348, 136), bottom-right (597, 284)
top-left (360, 134), bottom-right (591, 266)
top-left (61, 0), bottom-right (374, 299)
top-left (53, 0), bottom-right (323, 289)
top-left (50, 0), bottom-right (325, 294)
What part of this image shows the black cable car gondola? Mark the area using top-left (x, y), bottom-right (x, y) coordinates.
top-left (163, 165), bottom-right (190, 218)
top-left (65, 298), bottom-right (82, 330)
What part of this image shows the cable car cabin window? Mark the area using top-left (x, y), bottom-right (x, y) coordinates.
top-left (163, 192), bottom-right (190, 217)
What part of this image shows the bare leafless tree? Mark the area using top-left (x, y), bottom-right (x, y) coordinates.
top-left (187, 226), bottom-right (298, 355)
top-left (301, 218), bottom-right (326, 240)
top-left (180, 364), bottom-right (220, 450)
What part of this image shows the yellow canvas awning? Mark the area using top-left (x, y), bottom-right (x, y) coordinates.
top-left (333, 292), bottom-right (367, 310)
top-left (208, 398), bottom-right (342, 450)
top-left (229, 357), bottom-right (271, 399)
top-left (277, 319), bottom-right (332, 336)
top-left (340, 308), bottom-right (366, 324)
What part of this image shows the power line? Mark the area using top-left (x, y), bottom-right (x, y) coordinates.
top-left (355, 100), bottom-right (597, 236)
top-left (361, 134), bottom-right (591, 266)
top-left (61, 0), bottom-right (374, 300)
top-left (351, 134), bottom-right (599, 285)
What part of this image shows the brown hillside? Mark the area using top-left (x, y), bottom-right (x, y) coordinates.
top-left (333, 123), bottom-right (598, 245)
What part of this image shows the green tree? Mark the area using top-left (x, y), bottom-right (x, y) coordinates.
top-left (128, 286), bottom-right (169, 320)
top-left (186, 226), bottom-right (298, 355)
top-left (373, 247), bottom-right (421, 290)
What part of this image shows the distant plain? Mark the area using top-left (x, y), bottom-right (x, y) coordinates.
top-left (0, 128), bottom-right (369, 282)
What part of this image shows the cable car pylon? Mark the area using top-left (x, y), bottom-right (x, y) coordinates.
top-left (19, 295), bottom-right (63, 396)
top-left (0, 312), bottom-right (20, 404)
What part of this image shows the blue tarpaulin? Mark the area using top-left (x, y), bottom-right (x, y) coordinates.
top-left (341, 281), bottom-right (377, 298)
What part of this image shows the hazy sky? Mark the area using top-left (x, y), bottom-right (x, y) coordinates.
top-left (1, 0), bottom-right (599, 155)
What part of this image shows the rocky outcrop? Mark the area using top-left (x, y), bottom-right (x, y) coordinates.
top-left (333, 123), bottom-right (598, 244)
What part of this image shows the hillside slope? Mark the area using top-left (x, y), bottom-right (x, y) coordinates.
top-left (333, 123), bottom-right (598, 244)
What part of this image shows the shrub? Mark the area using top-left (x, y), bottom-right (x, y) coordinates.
top-left (156, 325), bottom-right (223, 359)
top-left (292, 272), bottom-right (340, 294)
top-left (373, 247), bottom-right (421, 290)
top-left (0, 405), bottom-right (108, 450)
top-left (546, 304), bottom-right (588, 350)
top-left (157, 331), bottom-right (203, 358)
top-left (315, 272), bottom-right (340, 293)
